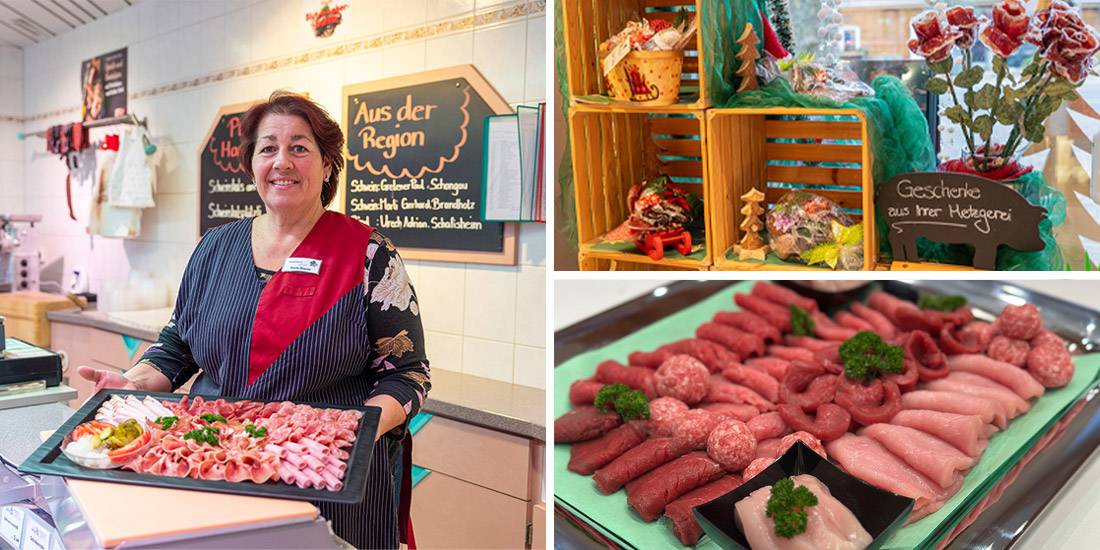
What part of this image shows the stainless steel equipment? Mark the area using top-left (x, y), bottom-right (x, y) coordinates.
top-left (0, 215), bottom-right (43, 292)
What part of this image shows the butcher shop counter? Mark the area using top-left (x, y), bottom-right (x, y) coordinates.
top-left (554, 280), bottom-right (1100, 550)
top-left (46, 308), bottom-right (547, 549)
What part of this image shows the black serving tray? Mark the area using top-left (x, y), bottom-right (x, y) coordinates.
top-left (17, 389), bottom-right (380, 504)
top-left (695, 441), bottom-right (914, 550)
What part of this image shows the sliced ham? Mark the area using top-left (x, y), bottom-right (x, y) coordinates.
top-left (890, 409), bottom-right (985, 457)
top-left (947, 354), bottom-right (1045, 400)
top-left (901, 390), bottom-right (1004, 429)
top-left (826, 434), bottom-right (946, 511)
top-left (859, 423), bottom-right (976, 489)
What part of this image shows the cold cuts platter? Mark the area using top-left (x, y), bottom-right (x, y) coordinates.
top-left (19, 390), bottom-right (381, 504)
top-left (554, 281), bottom-right (1100, 549)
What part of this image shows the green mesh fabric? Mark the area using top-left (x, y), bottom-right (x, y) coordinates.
top-left (702, 0), bottom-right (765, 101)
top-left (554, 0), bottom-right (579, 250)
top-left (724, 76), bottom-right (1065, 270)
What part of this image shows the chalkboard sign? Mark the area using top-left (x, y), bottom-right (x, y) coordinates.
top-left (198, 101), bottom-right (265, 235)
top-left (340, 65), bottom-right (516, 265)
top-left (878, 171), bottom-right (1048, 269)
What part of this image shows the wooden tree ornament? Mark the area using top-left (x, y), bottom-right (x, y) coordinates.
top-left (735, 187), bottom-right (769, 260)
top-left (735, 24), bottom-right (760, 93)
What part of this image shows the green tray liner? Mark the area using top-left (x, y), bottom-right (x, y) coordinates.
top-left (553, 281), bottom-right (1100, 549)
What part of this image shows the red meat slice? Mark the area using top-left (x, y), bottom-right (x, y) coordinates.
top-left (776, 431), bottom-right (827, 459)
top-left (901, 330), bottom-right (949, 381)
top-left (734, 293), bottom-right (791, 332)
top-left (939, 323), bottom-right (986, 355)
top-left (850, 302), bottom-right (898, 339)
top-left (595, 360), bottom-right (657, 398)
top-left (745, 357), bottom-right (792, 380)
top-left (812, 311), bottom-right (859, 341)
top-left (783, 335), bottom-right (835, 352)
top-left (626, 452), bottom-right (724, 522)
top-left (746, 412), bottom-right (788, 441)
top-left (780, 362), bottom-right (839, 412)
top-left (698, 402), bottom-right (759, 422)
top-left (568, 422), bottom-right (646, 475)
top-left (777, 403), bottom-right (851, 442)
top-left (664, 475), bottom-right (744, 546)
top-left (812, 343), bottom-right (845, 374)
top-left (835, 310), bottom-right (874, 332)
top-left (594, 437), bottom-right (685, 494)
top-left (554, 406), bottom-right (621, 443)
top-left (705, 378), bottom-right (776, 412)
top-left (713, 310), bottom-right (782, 343)
top-left (568, 379), bottom-right (603, 406)
top-left (751, 282), bottom-right (818, 312)
top-left (630, 339), bottom-right (740, 372)
top-left (834, 377), bottom-right (902, 426)
top-left (696, 322), bottom-right (766, 358)
top-left (766, 345), bottom-right (816, 363)
top-left (721, 364), bottom-right (780, 403)
top-left (867, 291), bottom-right (920, 325)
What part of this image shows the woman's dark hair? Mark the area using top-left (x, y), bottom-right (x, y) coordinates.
top-left (239, 90), bottom-right (344, 207)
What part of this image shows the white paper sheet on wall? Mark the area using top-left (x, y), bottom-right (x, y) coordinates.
top-left (517, 105), bottom-right (541, 220)
top-left (483, 114), bottom-right (523, 221)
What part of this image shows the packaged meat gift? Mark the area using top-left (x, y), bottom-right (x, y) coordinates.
top-left (20, 390), bottom-right (381, 504)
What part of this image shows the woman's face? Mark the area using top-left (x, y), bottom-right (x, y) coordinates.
top-left (251, 113), bottom-right (331, 216)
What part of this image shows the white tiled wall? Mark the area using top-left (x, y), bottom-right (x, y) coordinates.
top-left (0, 45), bottom-right (23, 215)
top-left (15, 0), bottom-right (546, 389)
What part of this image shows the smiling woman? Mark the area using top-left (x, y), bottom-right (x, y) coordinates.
top-left (75, 91), bottom-right (430, 549)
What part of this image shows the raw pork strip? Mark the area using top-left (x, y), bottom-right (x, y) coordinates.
top-left (826, 434), bottom-right (946, 511)
top-left (664, 475), bottom-right (743, 546)
top-left (783, 335), bottom-right (835, 351)
top-left (698, 402), bottom-right (759, 422)
top-left (924, 374), bottom-right (1027, 420)
top-left (554, 406), bottom-right (621, 443)
top-left (593, 437), bottom-right (685, 494)
top-left (626, 452), bottom-right (724, 522)
top-left (947, 354), bottom-right (1045, 400)
top-left (938, 372), bottom-right (1031, 417)
top-left (736, 474), bottom-right (871, 550)
top-left (860, 423), bottom-right (976, 489)
top-left (746, 412), bottom-right (788, 441)
top-left (745, 357), bottom-right (791, 381)
top-left (568, 423), bottom-right (646, 475)
top-left (867, 291), bottom-right (919, 324)
top-left (835, 310), bottom-right (874, 332)
top-left (568, 379), bottom-right (603, 406)
top-left (850, 302), bottom-right (897, 339)
top-left (890, 409), bottom-right (985, 457)
top-left (901, 390), bottom-right (1004, 429)
top-left (721, 364), bottom-right (780, 403)
top-left (766, 345), bottom-right (816, 363)
top-left (595, 360), bottom-right (657, 398)
top-left (705, 378), bottom-right (776, 412)
top-left (751, 282), bottom-right (819, 312)
top-left (734, 293), bottom-right (791, 332)
top-left (812, 311), bottom-right (859, 341)
top-left (696, 322), bottom-right (766, 358)
top-left (713, 310), bottom-right (782, 343)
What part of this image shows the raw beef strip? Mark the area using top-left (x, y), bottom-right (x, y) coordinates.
top-left (568, 422), bottom-right (647, 475)
top-left (655, 355), bottom-right (711, 405)
top-left (721, 364), bottom-right (780, 403)
top-left (745, 357), bottom-right (791, 380)
top-left (835, 310), bottom-right (874, 332)
top-left (867, 291), bottom-right (920, 325)
top-left (664, 475), bottom-right (743, 546)
top-left (947, 354), bottom-right (1045, 400)
top-left (554, 406), bottom-right (621, 443)
top-left (783, 335), bottom-right (835, 352)
top-left (698, 402), bottom-right (759, 422)
top-left (766, 345), bottom-right (816, 363)
top-left (746, 412), bottom-right (788, 441)
top-left (901, 390), bottom-right (1003, 428)
top-left (812, 311), bottom-right (859, 341)
top-left (826, 434), bottom-right (946, 511)
top-left (901, 330), bottom-right (949, 381)
top-left (705, 378), bottom-right (776, 412)
top-left (736, 474), bottom-right (872, 550)
top-left (626, 452), bottom-right (724, 522)
top-left (593, 437), bottom-right (685, 494)
top-left (859, 423), bottom-right (976, 489)
top-left (940, 323), bottom-right (987, 355)
top-left (751, 281), bottom-right (819, 312)
top-left (780, 362), bottom-right (839, 412)
top-left (595, 360), bottom-right (657, 398)
top-left (569, 379), bottom-right (603, 406)
top-left (890, 409), bottom-right (985, 457)
top-left (778, 403), bottom-right (851, 442)
top-left (850, 302), bottom-right (897, 339)
top-left (834, 377), bottom-right (902, 426)
top-left (630, 338), bottom-right (742, 372)
top-left (713, 310), bottom-right (782, 343)
top-left (940, 372), bottom-right (1030, 417)
top-left (734, 293), bottom-right (791, 332)
top-left (696, 322), bottom-right (766, 358)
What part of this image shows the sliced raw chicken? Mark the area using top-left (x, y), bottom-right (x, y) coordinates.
top-left (826, 434), bottom-right (946, 511)
top-left (735, 474), bottom-right (872, 550)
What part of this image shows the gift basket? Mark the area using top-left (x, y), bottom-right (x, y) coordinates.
top-left (598, 14), bottom-right (697, 106)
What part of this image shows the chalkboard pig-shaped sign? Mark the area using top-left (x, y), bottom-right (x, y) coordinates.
top-left (878, 171), bottom-right (1047, 270)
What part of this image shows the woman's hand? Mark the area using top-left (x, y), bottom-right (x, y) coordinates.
top-left (76, 365), bottom-right (138, 393)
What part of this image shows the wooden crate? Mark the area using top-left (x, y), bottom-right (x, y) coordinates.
top-left (561, 0), bottom-right (710, 110)
top-left (706, 107), bottom-right (877, 271)
top-left (570, 105), bottom-right (711, 270)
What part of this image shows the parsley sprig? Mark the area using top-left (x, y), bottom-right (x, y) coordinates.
top-left (594, 383), bottom-right (650, 422)
top-left (789, 304), bottom-right (814, 337)
top-left (839, 331), bottom-right (905, 382)
top-left (766, 478), bottom-right (819, 538)
top-left (244, 424), bottom-right (268, 438)
top-left (183, 426), bottom-right (220, 446)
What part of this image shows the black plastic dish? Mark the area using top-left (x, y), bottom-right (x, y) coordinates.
top-left (18, 389), bottom-right (381, 504)
top-left (695, 441), bottom-right (915, 549)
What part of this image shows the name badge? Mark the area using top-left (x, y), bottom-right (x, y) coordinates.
top-left (282, 257), bottom-right (322, 275)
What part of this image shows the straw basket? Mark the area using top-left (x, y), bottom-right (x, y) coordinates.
top-left (604, 50), bottom-right (684, 106)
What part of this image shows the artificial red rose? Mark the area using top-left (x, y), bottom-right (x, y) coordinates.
top-left (939, 144), bottom-right (1033, 180)
top-left (980, 0), bottom-right (1030, 57)
top-left (1029, 1), bottom-right (1100, 84)
top-left (946, 6), bottom-right (983, 49)
top-left (908, 10), bottom-right (960, 62)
